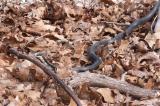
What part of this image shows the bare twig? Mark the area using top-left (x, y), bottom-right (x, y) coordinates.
top-left (20, 26), bottom-right (42, 36)
top-left (99, 21), bottom-right (130, 26)
top-left (8, 48), bottom-right (82, 106)
top-left (69, 72), bottom-right (160, 98)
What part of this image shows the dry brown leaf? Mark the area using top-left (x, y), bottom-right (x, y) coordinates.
top-left (73, 20), bottom-right (91, 33)
top-left (102, 65), bottom-right (113, 75)
top-left (97, 88), bottom-right (114, 103)
top-left (138, 52), bottom-right (160, 65)
top-left (73, 40), bottom-right (86, 60)
top-left (11, 60), bottom-right (47, 81)
top-left (0, 27), bottom-right (10, 33)
top-left (0, 0), bottom-right (160, 105)
top-left (155, 39), bottom-right (160, 49)
top-left (69, 98), bottom-right (77, 106)
top-left (75, 84), bottom-right (102, 104)
top-left (74, 0), bottom-right (99, 8)
top-left (114, 63), bottom-right (124, 79)
top-left (46, 2), bottom-right (66, 22)
top-left (138, 78), bottom-right (145, 87)
top-left (131, 10), bottom-right (141, 20)
top-left (100, 0), bottom-right (115, 4)
top-left (113, 24), bottom-right (124, 32)
top-left (69, 99), bottom-right (96, 106)
top-left (104, 27), bottom-right (116, 34)
top-left (13, 83), bottom-right (32, 92)
top-left (125, 75), bottom-right (138, 85)
top-left (144, 78), bottom-right (155, 89)
top-left (90, 25), bottom-right (104, 39)
top-left (128, 69), bottom-right (153, 78)
top-left (143, 0), bottom-right (156, 4)
top-left (145, 32), bottom-right (160, 48)
top-left (135, 41), bottom-right (149, 52)
top-left (28, 6), bottom-right (46, 19)
top-left (42, 88), bottom-right (57, 105)
top-left (51, 33), bottom-right (68, 42)
top-left (64, 5), bottom-right (84, 18)
top-left (31, 20), bottom-right (56, 31)
top-left (0, 54), bottom-right (11, 67)
top-left (115, 40), bottom-right (129, 54)
top-left (114, 90), bottom-right (126, 103)
top-left (24, 90), bottom-right (41, 101)
top-left (59, 49), bottom-right (72, 56)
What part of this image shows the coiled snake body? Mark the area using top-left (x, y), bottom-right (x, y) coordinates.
top-left (74, 0), bottom-right (160, 72)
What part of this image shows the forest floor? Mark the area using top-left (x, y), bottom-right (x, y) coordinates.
top-left (0, 0), bottom-right (159, 106)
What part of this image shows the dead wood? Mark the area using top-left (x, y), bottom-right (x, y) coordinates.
top-left (69, 72), bottom-right (160, 98)
top-left (7, 47), bottom-right (82, 106)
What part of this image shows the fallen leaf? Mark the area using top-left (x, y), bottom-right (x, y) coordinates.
top-left (125, 75), bottom-right (138, 84)
top-left (138, 52), bottom-right (160, 65)
top-left (155, 39), bottom-right (160, 50)
top-left (28, 6), bottom-right (46, 19)
top-left (128, 69), bottom-right (153, 78)
top-left (144, 78), bottom-right (154, 89)
top-left (97, 88), bottom-right (114, 103)
top-left (31, 20), bottom-right (56, 31)
top-left (104, 27), bottom-right (116, 34)
top-left (73, 40), bottom-right (86, 60)
top-left (24, 90), bottom-right (41, 101)
top-left (115, 40), bottom-right (129, 55)
top-left (145, 32), bottom-right (160, 48)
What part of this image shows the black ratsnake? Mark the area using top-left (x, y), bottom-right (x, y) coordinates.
top-left (74, 0), bottom-right (160, 72)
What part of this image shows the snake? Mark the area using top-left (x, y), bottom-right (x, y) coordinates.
top-left (74, 0), bottom-right (160, 72)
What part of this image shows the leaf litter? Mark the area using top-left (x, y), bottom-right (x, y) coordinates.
top-left (0, 0), bottom-right (159, 105)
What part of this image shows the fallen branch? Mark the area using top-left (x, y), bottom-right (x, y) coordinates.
top-left (8, 48), bottom-right (82, 106)
top-left (69, 72), bottom-right (160, 98)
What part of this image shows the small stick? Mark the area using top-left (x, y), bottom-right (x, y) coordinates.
top-left (99, 21), bottom-right (130, 26)
top-left (8, 48), bottom-right (82, 106)
top-left (69, 72), bottom-right (160, 98)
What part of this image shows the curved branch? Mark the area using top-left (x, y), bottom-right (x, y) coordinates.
top-left (69, 72), bottom-right (160, 98)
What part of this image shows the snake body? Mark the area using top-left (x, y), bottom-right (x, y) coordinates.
top-left (74, 0), bottom-right (160, 72)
